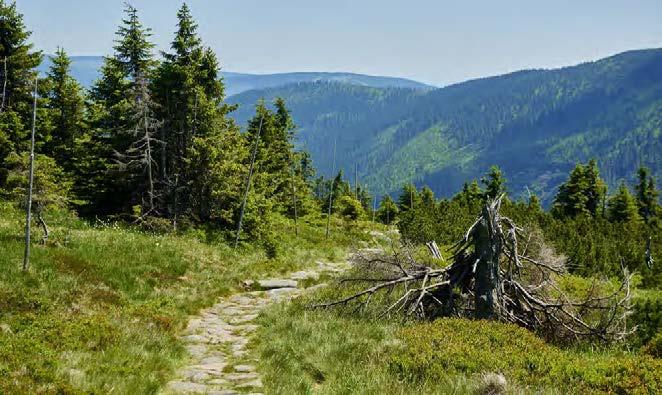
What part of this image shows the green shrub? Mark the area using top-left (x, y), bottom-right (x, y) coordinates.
top-left (336, 195), bottom-right (365, 220)
top-left (631, 291), bottom-right (662, 347)
top-left (392, 318), bottom-right (661, 394)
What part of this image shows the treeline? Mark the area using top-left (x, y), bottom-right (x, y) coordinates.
top-left (393, 162), bottom-right (661, 287)
top-left (0, 1), bottom-right (367, 244)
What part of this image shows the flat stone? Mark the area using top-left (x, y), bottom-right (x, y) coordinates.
top-left (266, 287), bottom-right (301, 301)
top-left (234, 364), bottom-right (256, 373)
top-left (257, 279), bottom-right (298, 290)
top-left (183, 335), bottom-right (207, 343)
top-left (290, 270), bottom-right (320, 280)
top-left (206, 378), bottom-right (229, 385)
top-left (185, 344), bottom-right (208, 358)
top-left (228, 314), bottom-right (259, 324)
top-left (200, 356), bottom-right (225, 365)
top-left (167, 381), bottom-right (210, 393)
top-left (224, 372), bottom-right (260, 382)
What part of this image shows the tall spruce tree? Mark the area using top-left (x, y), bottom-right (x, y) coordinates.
top-left (0, 0), bottom-right (41, 185)
top-left (553, 160), bottom-right (607, 218)
top-left (43, 48), bottom-right (85, 173)
top-left (154, 3), bottom-right (228, 219)
top-left (608, 182), bottom-right (641, 223)
top-left (86, 3), bottom-right (158, 215)
top-left (635, 166), bottom-right (659, 223)
top-left (397, 183), bottom-right (419, 213)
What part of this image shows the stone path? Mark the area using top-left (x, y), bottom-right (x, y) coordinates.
top-left (163, 260), bottom-right (350, 394)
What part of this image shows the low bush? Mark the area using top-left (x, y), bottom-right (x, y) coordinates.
top-left (392, 318), bottom-right (662, 394)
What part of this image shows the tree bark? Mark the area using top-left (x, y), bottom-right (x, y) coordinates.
top-left (473, 201), bottom-right (502, 319)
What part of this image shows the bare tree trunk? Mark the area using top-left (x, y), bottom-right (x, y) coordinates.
top-left (354, 163), bottom-right (359, 199)
top-left (144, 111), bottom-right (154, 213)
top-left (372, 196), bottom-right (377, 222)
top-left (290, 160), bottom-right (298, 237)
top-left (37, 210), bottom-right (49, 245)
top-left (234, 115), bottom-right (264, 248)
top-left (23, 76), bottom-right (38, 271)
top-left (473, 200), bottom-right (502, 319)
top-left (1, 56), bottom-right (7, 111)
top-left (326, 138), bottom-right (337, 238)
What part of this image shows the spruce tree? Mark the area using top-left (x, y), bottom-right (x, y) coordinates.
top-left (377, 195), bottom-right (399, 225)
top-left (635, 166), bottom-right (659, 222)
top-left (482, 165), bottom-right (506, 200)
top-left (43, 48), bottom-right (85, 172)
top-left (608, 182), bottom-right (641, 223)
top-left (397, 183), bottom-right (419, 212)
top-left (0, 0), bottom-right (41, 185)
top-left (154, 3), bottom-right (228, 218)
top-left (113, 3), bottom-right (155, 85)
top-left (553, 160), bottom-right (607, 218)
top-left (420, 186), bottom-right (436, 208)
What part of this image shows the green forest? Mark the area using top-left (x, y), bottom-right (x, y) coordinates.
top-left (230, 49), bottom-right (662, 204)
top-left (0, 1), bottom-right (660, 394)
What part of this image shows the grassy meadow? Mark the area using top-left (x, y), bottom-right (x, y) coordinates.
top-left (0, 202), bottom-right (376, 393)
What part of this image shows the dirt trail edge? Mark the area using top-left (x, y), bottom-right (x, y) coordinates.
top-left (163, 259), bottom-right (354, 395)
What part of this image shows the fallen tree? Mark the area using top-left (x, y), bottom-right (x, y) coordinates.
top-left (316, 195), bottom-right (634, 342)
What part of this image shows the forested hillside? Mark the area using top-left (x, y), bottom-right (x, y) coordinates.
top-left (38, 56), bottom-right (432, 95)
top-left (229, 49), bottom-right (662, 204)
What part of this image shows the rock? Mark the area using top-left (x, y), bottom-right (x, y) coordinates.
top-left (256, 279), bottom-right (298, 290)
top-left (266, 287), bottom-right (300, 300)
top-left (224, 372), bottom-right (260, 382)
top-left (234, 364), bottom-right (256, 373)
top-left (0, 323), bottom-right (12, 334)
top-left (242, 280), bottom-right (255, 289)
top-left (183, 334), bottom-right (207, 343)
top-left (290, 270), bottom-right (320, 281)
top-left (167, 381), bottom-right (210, 393)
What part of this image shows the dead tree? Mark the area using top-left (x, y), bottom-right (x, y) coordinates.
top-left (1, 56), bottom-right (7, 111)
top-left (316, 195), bottom-right (633, 342)
top-left (114, 75), bottom-right (163, 218)
top-left (23, 76), bottom-right (38, 271)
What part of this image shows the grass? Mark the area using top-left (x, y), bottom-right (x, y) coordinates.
top-left (252, 276), bottom-right (662, 395)
top-left (0, 202), bottom-right (377, 393)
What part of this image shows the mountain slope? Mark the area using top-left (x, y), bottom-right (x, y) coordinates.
top-left (37, 56), bottom-right (432, 95)
top-left (228, 49), bottom-right (662, 202)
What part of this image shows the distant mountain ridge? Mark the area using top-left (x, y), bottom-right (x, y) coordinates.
top-left (37, 56), bottom-right (433, 95)
top-left (228, 48), bottom-right (662, 203)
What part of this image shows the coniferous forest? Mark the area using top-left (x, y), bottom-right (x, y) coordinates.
top-left (0, 1), bottom-right (660, 394)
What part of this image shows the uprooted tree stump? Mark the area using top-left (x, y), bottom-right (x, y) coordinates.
top-left (315, 195), bottom-right (634, 342)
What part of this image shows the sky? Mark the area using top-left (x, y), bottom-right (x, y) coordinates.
top-left (18, 0), bottom-right (662, 86)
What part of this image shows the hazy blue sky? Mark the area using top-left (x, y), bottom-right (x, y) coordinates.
top-left (18, 0), bottom-right (662, 86)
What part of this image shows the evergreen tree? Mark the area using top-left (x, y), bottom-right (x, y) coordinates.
top-left (397, 183), bottom-right (419, 212)
top-left (608, 182), bottom-right (641, 223)
top-left (528, 193), bottom-right (542, 213)
top-left (377, 195), bottom-right (399, 225)
top-left (43, 48), bottom-right (85, 173)
top-left (635, 166), bottom-right (659, 222)
top-left (455, 180), bottom-right (483, 207)
top-left (482, 165), bottom-right (506, 200)
top-left (113, 3), bottom-right (155, 84)
top-left (0, 0), bottom-right (41, 185)
top-left (154, 3), bottom-right (229, 218)
top-left (553, 160), bottom-right (607, 218)
top-left (420, 186), bottom-right (436, 208)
